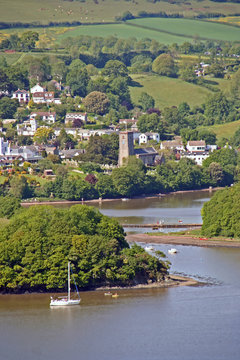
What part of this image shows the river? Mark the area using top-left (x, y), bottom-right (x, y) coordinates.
top-left (1, 190), bottom-right (240, 360)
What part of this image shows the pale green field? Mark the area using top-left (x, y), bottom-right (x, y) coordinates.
top-left (0, 51), bottom-right (22, 65)
top-left (130, 73), bottom-right (213, 109)
top-left (198, 120), bottom-right (240, 141)
top-left (127, 18), bottom-right (240, 42)
top-left (56, 23), bottom-right (193, 44)
top-left (1, 0), bottom-right (240, 24)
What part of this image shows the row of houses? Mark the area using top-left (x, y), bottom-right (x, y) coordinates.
top-left (0, 138), bottom-right (85, 167)
top-left (12, 83), bottom-right (67, 105)
top-left (161, 139), bottom-right (217, 165)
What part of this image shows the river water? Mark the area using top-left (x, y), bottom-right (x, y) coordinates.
top-left (1, 190), bottom-right (240, 360)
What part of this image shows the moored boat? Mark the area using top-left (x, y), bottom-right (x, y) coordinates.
top-left (50, 262), bottom-right (81, 307)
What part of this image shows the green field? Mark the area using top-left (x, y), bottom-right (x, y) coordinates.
top-left (1, 0), bottom-right (240, 25)
top-left (56, 23), bottom-right (193, 44)
top-left (198, 119), bottom-right (240, 141)
top-left (130, 73), bottom-right (215, 109)
top-left (127, 18), bottom-right (240, 42)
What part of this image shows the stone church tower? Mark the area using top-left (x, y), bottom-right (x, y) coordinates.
top-left (118, 131), bottom-right (134, 166)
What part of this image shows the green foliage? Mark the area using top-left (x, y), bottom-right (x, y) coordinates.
top-left (66, 66), bottom-right (89, 97)
top-left (0, 97), bottom-right (18, 119)
top-left (138, 92), bottom-right (155, 111)
top-left (0, 205), bottom-right (169, 292)
top-left (152, 54), bottom-right (177, 78)
top-left (83, 91), bottom-right (110, 115)
top-left (0, 196), bottom-right (21, 219)
top-left (201, 184), bottom-right (240, 238)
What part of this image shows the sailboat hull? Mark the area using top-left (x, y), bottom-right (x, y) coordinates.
top-left (50, 299), bottom-right (81, 306)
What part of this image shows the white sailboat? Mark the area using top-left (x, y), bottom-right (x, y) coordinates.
top-left (50, 262), bottom-right (81, 306)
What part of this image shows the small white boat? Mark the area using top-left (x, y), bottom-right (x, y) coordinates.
top-left (104, 292), bottom-right (112, 296)
top-left (122, 198), bottom-right (130, 201)
top-left (145, 245), bottom-right (154, 252)
top-left (50, 262), bottom-right (81, 307)
top-left (168, 248), bottom-right (178, 254)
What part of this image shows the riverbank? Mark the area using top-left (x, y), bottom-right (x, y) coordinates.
top-left (126, 233), bottom-right (240, 248)
top-left (20, 186), bottom-right (221, 207)
top-left (95, 274), bottom-right (199, 291)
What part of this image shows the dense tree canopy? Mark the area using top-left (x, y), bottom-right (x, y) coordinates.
top-left (152, 54), bottom-right (177, 77)
top-left (201, 183), bottom-right (240, 238)
top-left (0, 205), bottom-right (169, 292)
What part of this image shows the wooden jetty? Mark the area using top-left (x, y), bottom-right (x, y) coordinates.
top-left (121, 223), bottom-right (202, 229)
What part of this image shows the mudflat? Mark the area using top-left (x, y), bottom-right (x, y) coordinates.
top-left (126, 233), bottom-right (240, 248)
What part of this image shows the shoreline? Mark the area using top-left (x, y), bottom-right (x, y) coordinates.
top-left (21, 186), bottom-right (221, 207)
top-left (0, 274), bottom-right (199, 296)
top-left (126, 233), bottom-right (240, 248)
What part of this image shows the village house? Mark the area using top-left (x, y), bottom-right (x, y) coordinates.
top-left (0, 138), bottom-right (42, 165)
top-left (65, 112), bottom-right (88, 125)
top-left (30, 112), bottom-right (56, 124)
top-left (160, 139), bottom-right (184, 152)
top-left (12, 89), bottom-right (30, 104)
top-left (186, 140), bottom-right (206, 152)
top-left (181, 140), bottom-right (209, 166)
top-left (53, 128), bottom-right (115, 140)
top-left (30, 84), bottom-right (45, 94)
top-left (32, 91), bottom-right (55, 104)
top-left (139, 132), bottom-right (160, 145)
top-left (17, 119), bottom-right (37, 136)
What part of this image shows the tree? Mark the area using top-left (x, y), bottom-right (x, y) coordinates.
top-left (201, 183), bottom-right (240, 238)
top-left (0, 205), bottom-right (168, 292)
top-left (137, 113), bottom-right (161, 133)
top-left (178, 60), bottom-right (196, 83)
top-left (83, 91), bottom-right (110, 115)
top-left (138, 92), bottom-right (155, 111)
top-left (0, 196), bottom-right (21, 218)
top-left (152, 54), bottom-right (177, 77)
top-left (109, 77), bottom-right (131, 106)
top-left (204, 92), bottom-right (231, 123)
top-left (33, 127), bottom-right (54, 145)
top-left (66, 67), bottom-right (89, 97)
top-left (9, 176), bottom-right (32, 199)
top-left (0, 98), bottom-right (18, 119)
top-left (102, 60), bottom-right (128, 79)
top-left (20, 31), bottom-right (39, 51)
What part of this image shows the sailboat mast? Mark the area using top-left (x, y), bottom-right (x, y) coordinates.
top-left (68, 261), bottom-right (71, 301)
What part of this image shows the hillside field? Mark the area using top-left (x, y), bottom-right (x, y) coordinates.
top-left (1, 0), bottom-right (240, 25)
top-left (198, 120), bottom-right (240, 141)
top-left (127, 18), bottom-right (240, 42)
top-left (130, 73), bottom-right (216, 109)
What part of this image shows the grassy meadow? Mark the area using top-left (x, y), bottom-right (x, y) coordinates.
top-left (55, 23), bottom-right (193, 44)
top-left (1, 0), bottom-right (240, 25)
top-left (198, 120), bottom-right (240, 141)
top-left (127, 18), bottom-right (240, 42)
top-left (130, 73), bottom-right (215, 109)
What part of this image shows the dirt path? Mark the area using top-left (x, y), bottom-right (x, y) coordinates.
top-left (126, 233), bottom-right (240, 248)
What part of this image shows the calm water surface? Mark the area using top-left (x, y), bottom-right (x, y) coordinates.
top-left (1, 191), bottom-right (240, 360)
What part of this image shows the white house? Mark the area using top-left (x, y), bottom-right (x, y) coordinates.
top-left (32, 91), bottom-right (55, 104)
top-left (17, 119), bottom-right (38, 136)
top-left (12, 89), bottom-right (30, 104)
top-left (65, 112), bottom-right (88, 125)
top-left (30, 112), bottom-right (56, 124)
top-left (181, 151), bottom-right (210, 166)
top-left (139, 132), bottom-right (160, 145)
top-left (182, 140), bottom-right (210, 166)
top-left (186, 140), bottom-right (206, 152)
top-left (160, 139), bottom-right (184, 152)
top-left (30, 84), bottom-right (45, 94)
